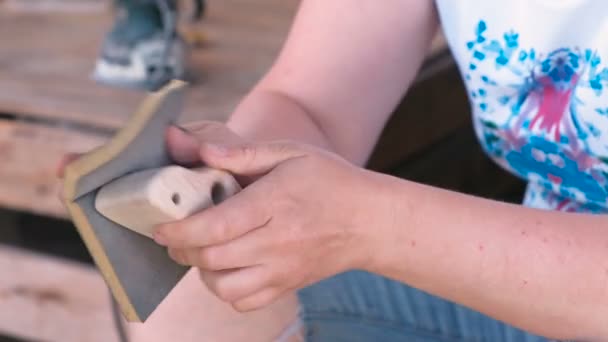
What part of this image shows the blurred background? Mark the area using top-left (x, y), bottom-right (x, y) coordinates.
top-left (0, 1), bottom-right (525, 341)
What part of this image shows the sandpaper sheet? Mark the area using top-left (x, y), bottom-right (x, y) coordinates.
top-left (63, 80), bottom-right (189, 322)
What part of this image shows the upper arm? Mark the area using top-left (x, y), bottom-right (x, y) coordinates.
top-left (259, 0), bottom-right (439, 162)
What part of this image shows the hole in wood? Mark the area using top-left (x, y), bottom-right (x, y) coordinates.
top-left (211, 182), bottom-right (226, 205)
top-left (171, 193), bottom-right (181, 205)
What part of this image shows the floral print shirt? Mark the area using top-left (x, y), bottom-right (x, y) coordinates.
top-left (436, 0), bottom-right (608, 213)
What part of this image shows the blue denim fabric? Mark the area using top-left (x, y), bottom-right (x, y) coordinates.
top-left (297, 270), bottom-right (551, 342)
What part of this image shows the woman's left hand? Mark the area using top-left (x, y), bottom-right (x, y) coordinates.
top-left (153, 139), bottom-right (389, 312)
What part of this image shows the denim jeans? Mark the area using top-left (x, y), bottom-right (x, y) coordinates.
top-left (296, 270), bottom-right (552, 342)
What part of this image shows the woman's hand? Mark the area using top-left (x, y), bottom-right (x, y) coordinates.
top-left (154, 133), bottom-right (390, 312)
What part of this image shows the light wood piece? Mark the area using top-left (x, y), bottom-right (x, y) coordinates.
top-left (95, 166), bottom-right (241, 238)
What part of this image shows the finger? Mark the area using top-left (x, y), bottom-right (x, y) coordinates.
top-left (199, 141), bottom-right (308, 177)
top-left (198, 266), bottom-right (271, 303)
top-left (231, 286), bottom-right (282, 312)
top-left (171, 247), bottom-right (200, 267)
top-left (173, 228), bottom-right (269, 270)
top-left (154, 186), bottom-right (271, 248)
top-left (182, 121), bottom-right (247, 146)
top-left (56, 153), bottom-right (81, 179)
top-left (168, 247), bottom-right (188, 266)
top-left (167, 122), bottom-right (249, 164)
top-left (166, 126), bottom-right (201, 165)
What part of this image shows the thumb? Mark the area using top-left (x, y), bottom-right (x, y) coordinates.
top-left (200, 141), bottom-right (307, 176)
top-left (166, 126), bottom-right (201, 165)
top-left (56, 153), bottom-right (82, 179)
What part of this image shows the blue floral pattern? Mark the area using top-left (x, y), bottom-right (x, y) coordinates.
top-left (464, 20), bottom-right (608, 213)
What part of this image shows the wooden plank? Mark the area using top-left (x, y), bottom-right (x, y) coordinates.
top-left (0, 0), bottom-right (106, 13)
top-left (0, 119), bottom-right (106, 218)
top-left (0, 0), bottom-right (299, 130)
top-left (0, 0), bottom-right (448, 131)
top-left (0, 245), bottom-right (119, 342)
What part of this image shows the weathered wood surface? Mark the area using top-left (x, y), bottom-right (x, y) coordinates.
top-left (0, 0), bottom-right (447, 130)
top-left (0, 0), bottom-right (300, 129)
top-left (0, 120), bottom-right (106, 218)
top-left (0, 245), bottom-right (118, 342)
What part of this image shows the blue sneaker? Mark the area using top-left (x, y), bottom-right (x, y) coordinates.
top-left (93, 0), bottom-right (204, 91)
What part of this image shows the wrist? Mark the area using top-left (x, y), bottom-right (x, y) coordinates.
top-left (350, 169), bottom-right (409, 273)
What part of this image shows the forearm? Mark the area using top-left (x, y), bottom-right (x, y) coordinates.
top-left (368, 172), bottom-right (608, 340)
top-left (222, 0), bottom-right (438, 166)
top-left (226, 89), bottom-right (338, 158)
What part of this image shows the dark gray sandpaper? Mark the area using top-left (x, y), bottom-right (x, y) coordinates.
top-left (73, 84), bottom-right (181, 198)
top-left (76, 192), bottom-right (187, 320)
top-left (71, 81), bottom-right (189, 321)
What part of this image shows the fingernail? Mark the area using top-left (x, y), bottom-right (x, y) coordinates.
top-left (153, 231), bottom-right (168, 245)
top-left (174, 125), bottom-right (191, 134)
top-left (167, 248), bottom-right (181, 263)
top-left (169, 249), bottom-right (187, 265)
top-left (205, 143), bottom-right (230, 156)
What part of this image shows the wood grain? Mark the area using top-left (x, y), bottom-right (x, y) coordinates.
top-left (0, 246), bottom-right (118, 342)
top-left (0, 119), bottom-right (106, 218)
top-left (0, 0), bottom-right (300, 130)
top-left (0, 0), bottom-right (447, 130)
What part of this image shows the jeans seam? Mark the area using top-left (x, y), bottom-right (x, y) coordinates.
top-left (301, 310), bottom-right (483, 342)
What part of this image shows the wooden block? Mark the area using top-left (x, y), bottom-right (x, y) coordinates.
top-left (95, 166), bottom-right (241, 238)
top-left (62, 80), bottom-right (192, 322)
